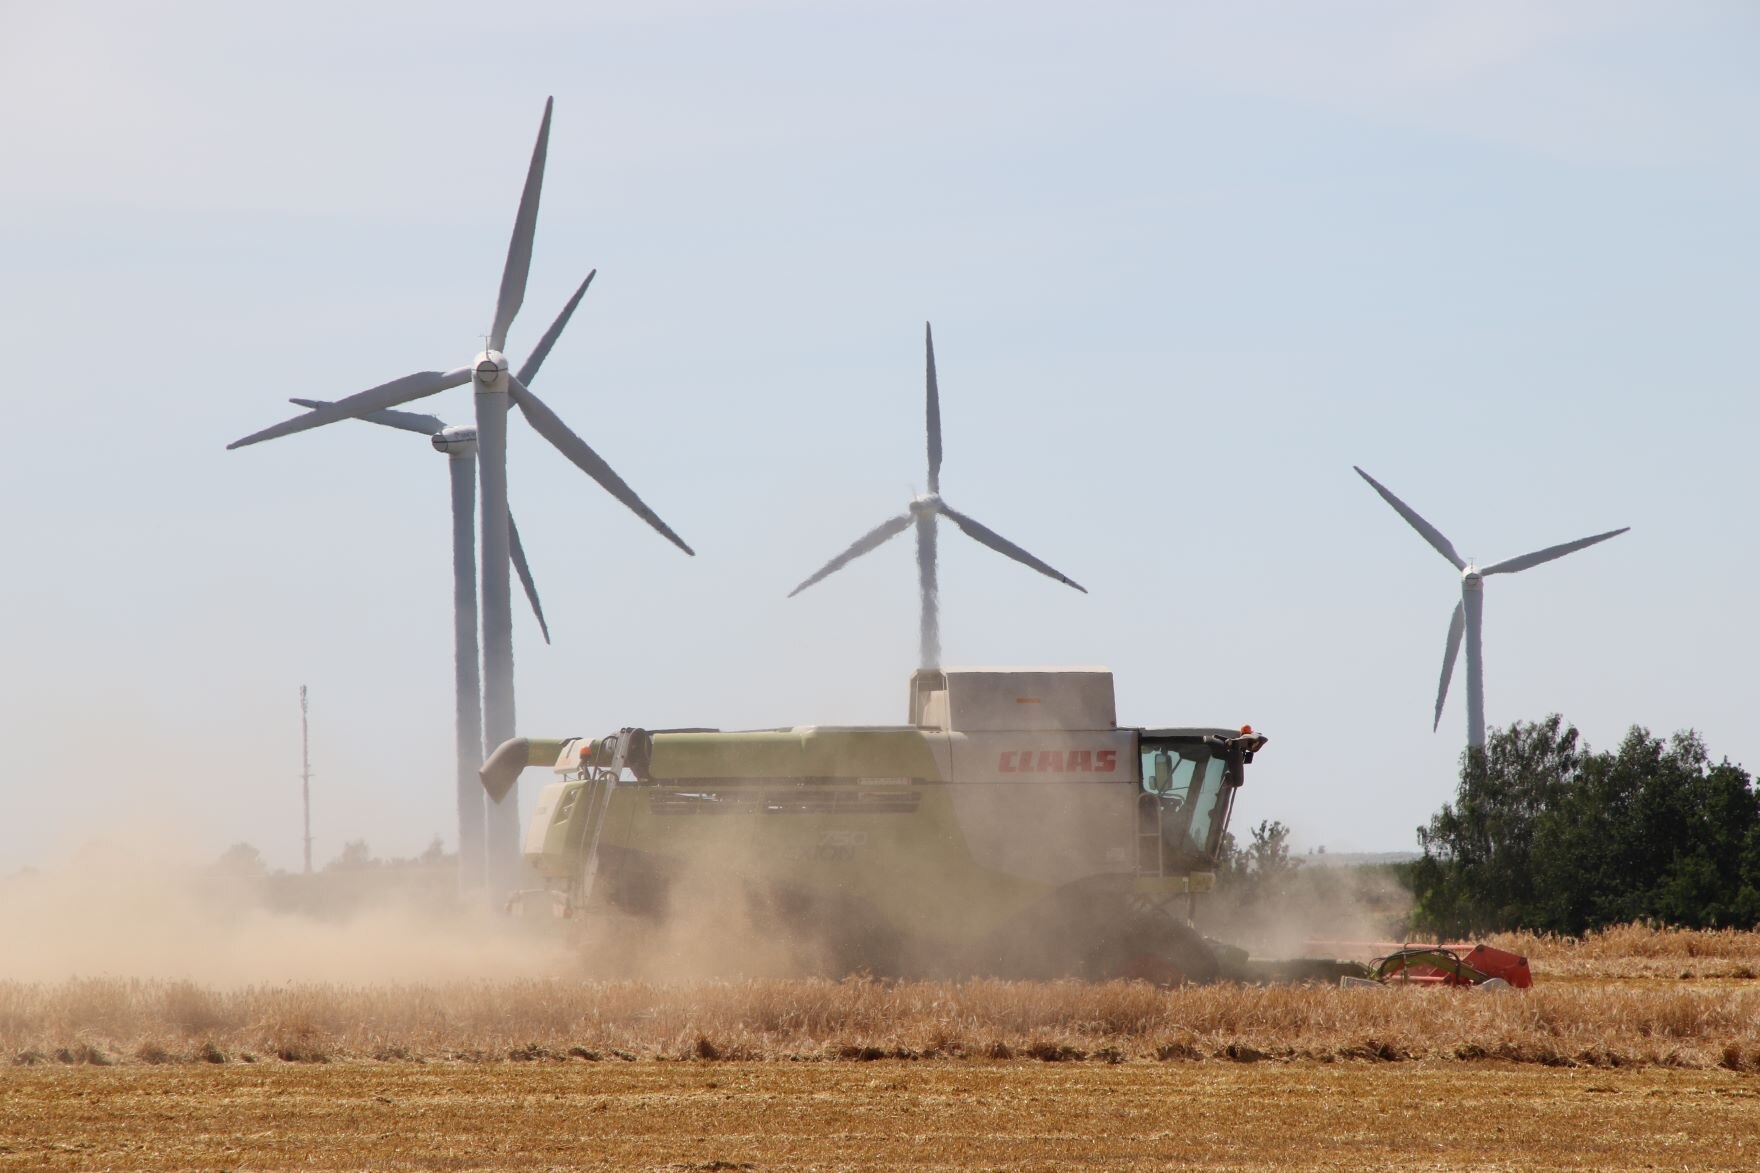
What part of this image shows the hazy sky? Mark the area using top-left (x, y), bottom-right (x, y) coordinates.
top-left (2, 1), bottom-right (1755, 872)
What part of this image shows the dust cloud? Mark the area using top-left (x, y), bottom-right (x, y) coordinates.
top-left (566, 859), bottom-right (841, 984)
top-left (0, 840), bottom-right (572, 986)
top-left (0, 836), bottom-right (1417, 987)
top-left (1196, 864), bottom-right (1416, 958)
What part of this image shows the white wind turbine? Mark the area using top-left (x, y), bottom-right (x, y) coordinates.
top-left (790, 323), bottom-right (1085, 668)
top-left (1354, 466), bottom-right (1629, 749)
top-left (229, 99), bottom-right (693, 901)
top-left (287, 396), bottom-right (552, 893)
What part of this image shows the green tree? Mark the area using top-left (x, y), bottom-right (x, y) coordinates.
top-left (1215, 820), bottom-right (1301, 903)
top-left (327, 839), bottom-right (375, 871)
top-left (1414, 717), bottom-right (1760, 935)
top-left (1411, 716), bottom-right (1583, 936)
top-left (212, 842), bottom-right (266, 876)
top-left (1245, 820), bottom-right (1299, 883)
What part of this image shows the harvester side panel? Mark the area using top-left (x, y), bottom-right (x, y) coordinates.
top-left (950, 729), bottom-right (1137, 784)
top-left (649, 729), bottom-right (945, 781)
top-left (949, 784), bottom-right (1138, 886)
top-left (594, 782), bottom-right (1032, 967)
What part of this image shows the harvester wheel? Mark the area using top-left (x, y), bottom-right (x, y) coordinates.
top-left (1089, 914), bottom-right (1220, 985)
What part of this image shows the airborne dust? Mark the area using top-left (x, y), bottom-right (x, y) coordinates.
top-left (0, 750), bottom-right (1416, 986)
top-left (0, 835), bottom-right (1411, 988)
top-left (0, 840), bottom-right (572, 985)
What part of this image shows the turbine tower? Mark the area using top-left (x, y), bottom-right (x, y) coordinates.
top-left (228, 99), bottom-right (693, 902)
top-left (790, 323), bottom-right (1085, 668)
top-left (1353, 466), bottom-right (1629, 749)
top-left (288, 397), bottom-right (553, 893)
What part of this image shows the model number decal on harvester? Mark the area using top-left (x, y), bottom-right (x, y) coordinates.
top-left (997, 749), bottom-right (1119, 774)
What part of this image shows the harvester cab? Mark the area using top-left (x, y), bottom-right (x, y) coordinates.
top-left (905, 667), bottom-right (1261, 896)
top-left (1134, 726), bottom-right (1264, 881)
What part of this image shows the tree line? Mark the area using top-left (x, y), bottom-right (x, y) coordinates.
top-left (1410, 716), bottom-right (1760, 937)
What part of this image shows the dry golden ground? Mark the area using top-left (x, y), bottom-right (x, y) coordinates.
top-left (5, 974), bottom-right (1760, 1070)
top-left (3, 1061), bottom-right (1757, 1171)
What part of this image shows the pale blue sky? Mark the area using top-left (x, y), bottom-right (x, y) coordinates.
top-left (2, 1), bottom-right (1755, 870)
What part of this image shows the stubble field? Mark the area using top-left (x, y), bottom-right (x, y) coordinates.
top-left (3, 926), bottom-right (1758, 1170)
top-left (6, 1062), bottom-right (1758, 1171)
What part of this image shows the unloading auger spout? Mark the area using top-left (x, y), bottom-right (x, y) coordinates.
top-left (481, 730), bottom-right (653, 802)
top-left (480, 737), bottom-right (571, 803)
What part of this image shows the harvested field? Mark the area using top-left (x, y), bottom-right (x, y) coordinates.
top-left (4, 974), bottom-right (1760, 1070)
top-left (3, 1061), bottom-right (1757, 1170)
top-left (6, 927), bottom-right (1760, 1169)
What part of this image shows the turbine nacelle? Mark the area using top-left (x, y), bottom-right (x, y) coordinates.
top-left (909, 493), bottom-right (943, 518)
top-left (472, 350), bottom-right (510, 391)
top-left (1461, 567), bottom-right (1484, 592)
top-left (432, 424), bottom-right (479, 456)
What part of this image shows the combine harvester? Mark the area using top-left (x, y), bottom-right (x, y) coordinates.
top-left (481, 666), bottom-right (1527, 985)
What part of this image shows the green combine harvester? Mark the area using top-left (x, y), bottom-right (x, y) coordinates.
top-left (481, 667), bottom-right (1348, 983)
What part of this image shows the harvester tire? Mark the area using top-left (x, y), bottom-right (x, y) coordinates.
top-left (1088, 914), bottom-right (1221, 985)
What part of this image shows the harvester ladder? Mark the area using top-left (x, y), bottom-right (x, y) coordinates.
top-left (572, 729), bottom-right (637, 912)
top-left (1135, 794), bottom-right (1165, 876)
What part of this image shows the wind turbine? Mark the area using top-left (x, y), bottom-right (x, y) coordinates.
top-left (228, 98), bottom-right (694, 901)
top-left (1353, 466), bottom-right (1629, 749)
top-left (789, 323), bottom-right (1085, 669)
top-left (287, 397), bottom-right (552, 893)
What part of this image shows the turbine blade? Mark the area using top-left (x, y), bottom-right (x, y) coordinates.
top-left (289, 398), bottom-right (444, 435)
top-left (228, 368), bottom-right (471, 449)
top-left (938, 503), bottom-right (1087, 593)
top-left (507, 376), bottom-right (694, 556)
top-left (508, 511), bottom-right (551, 644)
top-left (925, 322), bottom-right (942, 494)
top-left (1353, 466), bottom-right (1466, 570)
top-left (787, 513), bottom-right (913, 597)
top-left (515, 270), bottom-right (595, 388)
top-left (1481, 527), bottom-right (1630, 576)
top-left (1434, 600), bottom-right (1465, 731)
top-left (489, 96), bottom-right (553, 352)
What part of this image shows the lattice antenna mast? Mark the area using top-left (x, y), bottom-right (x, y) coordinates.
top-left (300, 684), bottom-right (314, 875)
